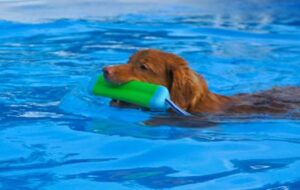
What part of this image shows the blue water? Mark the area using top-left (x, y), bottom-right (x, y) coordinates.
top-left (1, 1), bottom-right (300, 189)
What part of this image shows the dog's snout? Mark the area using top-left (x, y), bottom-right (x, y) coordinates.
top-left (103, 66), bottom-right (113, 77)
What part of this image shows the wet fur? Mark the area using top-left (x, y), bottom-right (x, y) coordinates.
top-left (104, 49), bottom-right (300, 115)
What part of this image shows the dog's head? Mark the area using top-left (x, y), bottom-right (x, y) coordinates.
top-left (103, 49), bottom-right (208, 111)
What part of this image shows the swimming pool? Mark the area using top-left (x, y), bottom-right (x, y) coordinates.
top-left (1, 0), bottom-right (300, 189)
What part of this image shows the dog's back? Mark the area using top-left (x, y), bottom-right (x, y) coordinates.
top-left (225, 86), bottom-right (300, 114)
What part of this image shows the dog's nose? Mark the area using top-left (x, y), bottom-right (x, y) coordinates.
top-left (102, 66), bottom-right (113, 77)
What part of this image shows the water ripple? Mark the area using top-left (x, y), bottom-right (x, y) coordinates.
top-left (1, 1), bottom-right (300, 189)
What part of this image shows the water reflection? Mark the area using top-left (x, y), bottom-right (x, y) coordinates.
top-left (61, 157), bottom-right (300, 189)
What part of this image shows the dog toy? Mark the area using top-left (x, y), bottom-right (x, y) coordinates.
top-left (92, 75), bottom-right (190, 116)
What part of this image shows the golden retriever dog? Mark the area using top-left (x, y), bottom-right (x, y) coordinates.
top-left (103, 49), bottom-right (300, 115)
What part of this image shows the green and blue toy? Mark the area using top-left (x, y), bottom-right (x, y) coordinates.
top-left (92, 75), bottom-right (190, 116)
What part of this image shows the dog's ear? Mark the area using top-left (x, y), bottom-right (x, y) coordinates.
top-left (167, 57), bottom-right (207, 111)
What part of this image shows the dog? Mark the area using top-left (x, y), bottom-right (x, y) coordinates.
top-left (103, 49), bottom-right (300, 115)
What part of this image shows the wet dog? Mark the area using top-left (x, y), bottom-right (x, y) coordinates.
top-left (103, 49), bottom-right (300, 115)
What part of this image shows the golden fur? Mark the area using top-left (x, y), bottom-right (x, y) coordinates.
top-left (103, 49), bottom-right (300, 114)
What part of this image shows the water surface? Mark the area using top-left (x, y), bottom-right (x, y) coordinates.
top-left (1, 0), bottom-right (300, 189)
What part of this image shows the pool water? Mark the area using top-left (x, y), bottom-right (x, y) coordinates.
top-left (1, 0), bottom-right (300, 189)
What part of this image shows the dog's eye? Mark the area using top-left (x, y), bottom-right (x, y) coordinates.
top-left (140, 64), bottom-right (148, 71)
